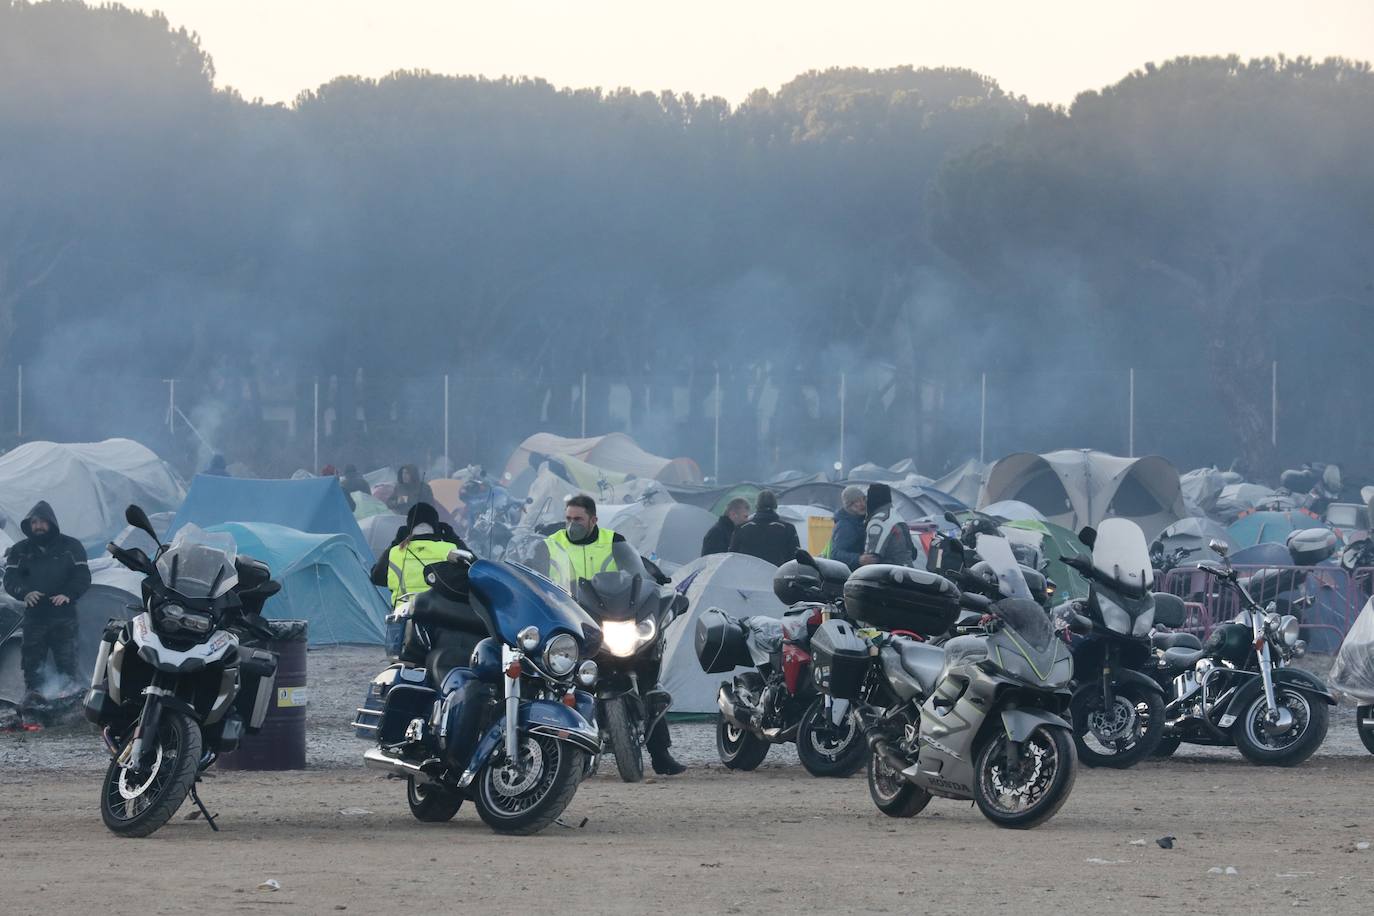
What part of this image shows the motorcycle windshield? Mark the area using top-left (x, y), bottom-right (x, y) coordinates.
top-left (471, 560), bottom-right (600, 649)
top-left (974, 534), bottom-right (1033, 602)
top-left (155, 525), bottom-right (238, 601)
top-left (572, 570), bottom-right (657, 622)
top-left (1091, 518), bottom-right (1154, 596)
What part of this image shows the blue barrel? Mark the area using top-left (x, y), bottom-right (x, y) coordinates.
top-left (219, 620), bottom-right (308, 770)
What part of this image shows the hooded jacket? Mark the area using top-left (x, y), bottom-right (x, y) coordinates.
top-left (700, 514), bottom-right (737, 557)
top-left (388, 464), bottom-right (436, 513)
top-left (3, 502), bottom-right (92, 614)
top-left (370, 502), bottom-right (468, 588)
top-left (728, 508), bottom-right (800, 567)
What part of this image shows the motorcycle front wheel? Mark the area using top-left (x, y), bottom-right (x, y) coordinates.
top-left (973, 725), bottom-right (1076, 829)
top-left (797, 698), bottom-right (867, 778)
top-left (715, 717), bottom-right (770, 770)
top-left (474, 733), bottom-right (585, 835)
top-left (1232, 686), bottom-right (1328, 767)
top-left (1070, 683), bottom-right (1164, 769)
top-left (602, 695), bottom-right (644, 783)
top-left (866, 750), bottom-right (931, 818)
top-left (100, 710), bottom-right (201, 837)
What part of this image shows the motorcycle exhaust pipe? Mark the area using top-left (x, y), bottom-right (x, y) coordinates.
top-left (363, 748), bottom-right (439, 786)
top-left (871, 737), bottom-right (909, 774)
top-left (717, 685), bottom-right (750, 730)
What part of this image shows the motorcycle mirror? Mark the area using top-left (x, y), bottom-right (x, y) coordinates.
top-left (1077, 526), bottom-right (1097, 549)
top-left (944, 511), bottom-right (960, 525)
top-left (446, 548), bottom-right (475, 563)
top-left (1208, 539), bottom-right (1229, 558)
top-left (124, 505), bottom-right (160, 547)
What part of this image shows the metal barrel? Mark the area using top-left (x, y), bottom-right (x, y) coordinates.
top-left (219, 620), bottom-right (308, 771)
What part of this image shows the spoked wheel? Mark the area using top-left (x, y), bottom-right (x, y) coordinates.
top-left (1233, 687), bottom-right (1328, 767)
top-left (603, 696), bottom-right (645, 783)
top-left (474, 733), bottom-right (585, 835)
top-left (974, 726), bottom-right (1076, 829)
top-left (1071, 684), bottom-right (1164, 769)
top-left (715, 717), bottom-right (770, 771)
top-left (866, 750), bottom-right (931, 818)
top-left (797, 699), bottom-right (867, 778)
top-left (1358, 705), bottom-right (1374, 755)
top-left (406, 777), bottom-right (464, 822)
top-left (100, 711), bottom-right (201, 837)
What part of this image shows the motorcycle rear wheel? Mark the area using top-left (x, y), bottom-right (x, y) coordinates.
top-left (797, 698), bottom-right (867, 778)
top-left (1071, 683), bottom-right (1164, 769)
top-left (100, 710), bottom-right (201, 837)
top-left (1359, 705), bottom-right (1374, 755)
top-left (716, 717), bottom-right (770, 770)
top-left (867, 750), bottom-right (931, 818)
top-left (974, 726), bottom-right (1076, 829)
top-left (474, 733), bottom-right (585, 835)
top-left (603, 695), bottom-right (644, 783)
top-left (407, 777), bottom-right (463, 822)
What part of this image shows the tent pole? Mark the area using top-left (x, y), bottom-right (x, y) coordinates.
top-left (313, 378), bottom-right (319, 474)
top-left (713, 371), bottom-right (721, 482)
top-left (580, 373), bottom-right (587, 438)
top-left (979, 372), bottom-right (987, 464)
top-left (162, 378), bottom-right (175, 435)
top-left (15, 364), bottom-right (22, 438)
top-left (1271, 360), bottom-right (1278, 448)
top-left (838, 371), bottom-right (846, 474)
top-left (1128, 368), bottom-right (1135, 458)
top-left (443, 373), bottom-right (450, 476)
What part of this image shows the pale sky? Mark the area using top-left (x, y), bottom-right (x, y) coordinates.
top-left (131, 0), bottom-right (1374, 106)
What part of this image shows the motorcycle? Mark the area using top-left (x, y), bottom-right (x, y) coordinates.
top-left (85, 506), bottom-right (281, 837)
top-left (694, 552), bottom-right (869, 777)
top-left (1327, 540), bottom-right (1374, 754)
top-left (1150, 538), bottom-right (1334, 765)
top-left (826, 534), bottom-right (1077, 829)
top-left (1055, 519), bottom-right (1172, 768)
top-left (571, 569), bottom-right (683, 782)
top-left (361, 551), bottom-right (602, 834)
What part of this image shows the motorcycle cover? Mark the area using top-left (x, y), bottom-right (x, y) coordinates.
top-left (1329, 599), bottom-right (1374, 704)
top-left (741, 616), bottom-right (784, 665)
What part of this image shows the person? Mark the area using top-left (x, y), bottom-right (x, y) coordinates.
top-left (204, 454), bottom-right (230, 477)
top-left (701, 497), bottom-right (751, 557)
top-left (860, 483), bottom-right (915, 567)
top-left (339, 464), bottom-right (371, 497)
top-left (531, 494), bottom-right (681, 775)
top-left (728, 490), bottom-right (800, 566)
top-left (370, 502), bottom-right (468, 608)
top-left (321, 464), bottom-right (356, 512)
top-left (2, 502), bottom-right (91, 699)
top-left (387, 464), bottom-right (436, 513)
top-left (826, 485), bottom-right (867, 570)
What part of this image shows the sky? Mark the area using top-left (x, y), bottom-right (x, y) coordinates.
top-left (131, 0), bottom-right (1374, 106)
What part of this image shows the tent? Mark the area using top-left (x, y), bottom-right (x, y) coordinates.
top-left (658, 553), bottom-right (788, 713)
top-left (1228, 510), bottom-right (1332, 550)
top-left (982, 500), bottom-right (1047, 523)
top-left (503, 432), bottom-right (702, 487)
top-left (207, 523), bottom-right (388, 646)
top-left (1152, 518), bottom-right (1235, 567)
top-left (1001, 519), bottom-right (1091, 603)
top-left (778, 481), bottom-right (965, 521)
top-left (597, 502), bottom-right (717, 574)
top-left (1179, 467), bottom-right (1240, 517)
top-left (665, 483), bottom-right (763, 516)
top-left (980, 450), bottom-right (1186, 541)
top-left (1213, 484), bottom-right (1298, 524)
top-left (170, 475), bottom-right (374, 561)
top-left (428, 479), bottom-right (466, 514)
top-left (934, 459), bottom-right (989, 509)
top-left (351, 492), bottom-right (392, 519)
top-left (0, 439), bottom-right (185, 555)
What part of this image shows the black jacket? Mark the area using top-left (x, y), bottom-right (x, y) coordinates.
top-left (3, 502), bottom-right (91, 615)
top-left (701, 515), bottom-right (737, 557)
top-left (827, 508), bottom-right (865, 570)
top-left (369, 502), bottom-right (468, 586)
top-left (728, 509), bottom-right (800, 567)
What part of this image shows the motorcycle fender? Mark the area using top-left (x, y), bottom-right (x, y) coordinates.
top-left (1001, 708), bottom-right (1072, 743)
top-left (461, 699), bottom-right (601, 786)
top-left (1218, 669), bottom-right (1336, 728)
top-left (1111, 667), bottom-right (1167, 698)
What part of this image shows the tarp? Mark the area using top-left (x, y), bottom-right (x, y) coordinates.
top-left (1228, 510), bottom-right (1331, 550)
top-left (1213, 484), bottom-right (1298, 524)
top-left (665, 483), bottom-right (763, 516)
top-left (1179, 467), bottom-right (1240, 517)
top-left (0, 439), bottom-right (185, 555)
top-left (207, 523), bottom-right (388, 646)
top-left (980, 450), bottom-right (1186, 541)
top-left (1001, 519), bottom-right (1091, 603)
top-left (504, 432), bottom-right (702, 487)
top-left (659, 553), bottom-right (788, 713)
top-left (171, 475), bottom-right (374, 561)
top-left (597, 502), bottom-right (717, 574)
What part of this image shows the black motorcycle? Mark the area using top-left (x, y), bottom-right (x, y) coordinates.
top-left (571, 569), bottom-right (682, 782)
top-left (85, 506), bottom-right (280, 837)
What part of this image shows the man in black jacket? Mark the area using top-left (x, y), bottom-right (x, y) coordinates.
top-left (701, 497), bottom-right (751, 557)
top-left (3, 502), bottom-right (92, 694)
top-left (728, 490), bottom-right (800, 567)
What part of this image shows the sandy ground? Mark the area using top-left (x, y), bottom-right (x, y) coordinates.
top-left (3, 647), bottom-right (1374, 914)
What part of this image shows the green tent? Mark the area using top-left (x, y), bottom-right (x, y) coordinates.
top-left (1002, 519), bottom-right (1091, 604)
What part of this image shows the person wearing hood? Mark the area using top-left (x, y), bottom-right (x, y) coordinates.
top-left (728, 490), bottom-right (800, 567)
top-left (339, 464), bottom-right (371, 497)
top-left (826, 485), bottom-right (868, 570)
top-left (204, 454), bottom-right (230, 477)
top-left (370, 502), bottom-right (469, 608)
top-left (387, 464), bottom-right (436, 513)
top-left (3, 502), bottom-right (91, 695)
top-left (701, 497), bottom-right (751, 557)
top-left (860, 483), bottom-right (915, 567)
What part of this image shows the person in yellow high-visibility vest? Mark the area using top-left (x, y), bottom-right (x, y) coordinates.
top-left (369, 502), bottom-right (468, 607)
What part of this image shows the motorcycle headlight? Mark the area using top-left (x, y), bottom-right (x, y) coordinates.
top-left (601, 617), bottom-right (657, 658)
top-left (159, 604), bottom-right (213, 635)
top-left (1276, 614), bottom-right (1300, 647)
top-left (518, 625), bottom-right (541, 652)
top-left (577, 659), bottom-right (599, 687)
top-left (543, 633), bottom-right (579, 676)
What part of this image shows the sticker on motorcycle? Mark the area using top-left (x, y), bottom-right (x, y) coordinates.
top-left (277, 687), bottom-right (308, 708)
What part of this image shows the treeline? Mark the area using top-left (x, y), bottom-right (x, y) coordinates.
top-left (0, 0), bottom-right (1370, 478)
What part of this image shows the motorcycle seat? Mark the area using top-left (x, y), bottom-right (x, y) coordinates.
top-left (1162, 646), bottom-right (1206, 670)
top-left (1152, 632), bottom-right (1204, 651)
top-left (896, 639), bottom-right (947, 696)
top-left (426, 645), bottom-right (474, 687)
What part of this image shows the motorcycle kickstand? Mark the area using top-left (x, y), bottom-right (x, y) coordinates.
top-left (189, 782), bottom-right (219, 832)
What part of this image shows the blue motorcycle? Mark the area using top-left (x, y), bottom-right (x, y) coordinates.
top-left (360, 550), bottom-right (601, 835)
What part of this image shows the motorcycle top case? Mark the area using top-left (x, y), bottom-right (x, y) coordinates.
top-left (842, 564), bottom-right (959, 635)
top-left (1287, 527), bottom-right (1339, 566)
top-left (695, 608), bottom-right (752, 674)
top-left (810, 618), bottom-right (871, 700)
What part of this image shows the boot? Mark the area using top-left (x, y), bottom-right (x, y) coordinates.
top-left (650, 749), bottom-right (686, 776)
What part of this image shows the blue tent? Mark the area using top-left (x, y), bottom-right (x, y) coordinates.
top-left (171, 475), bottom-right (374, 561)
top-left (1228, 510), bottom-right (1332, 550)
top-left (208, 522), bottom-right (388, 646)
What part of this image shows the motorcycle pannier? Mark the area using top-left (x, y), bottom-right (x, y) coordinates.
top-left (695, 608), bottom-right (751, 674)
top-left (810, 619), bottom-right (871, 700)
top-left (843, 565), bottom-right (959, 636)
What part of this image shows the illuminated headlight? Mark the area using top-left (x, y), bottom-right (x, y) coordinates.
top-left (1276, 614), bottom-right (1301, 647)
top-left (159, 604), bottom-right (213, 634)
top-left (602, 618), bottom-right (657, 658)
top-left (518, 626), bottom-right (541, 652)
top-left (577, 659), bottom-right (599, 687)
top-left (543, 634), bottom-right (579, 676)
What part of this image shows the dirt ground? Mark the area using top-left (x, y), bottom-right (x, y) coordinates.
top-left (4, 647), bottom-right (1374, 914)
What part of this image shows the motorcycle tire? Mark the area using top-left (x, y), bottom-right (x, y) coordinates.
top-left (867, 751), bottom-right (931, 818)
top-left (716, 716), bottom-right (770, 771)
top-left (407, 776), bottom-right (463, 822)
top-left (474, 733), bottom-right (585, 835)
top-left (973, 725), bottom-right (1076, 830)
top-left (1359, 705), bottom-right (1374, 755)
top-left (100, 710), bottom-right (201, 838)
top-left (1232, 686), bottom-right (1329, 767)
top-left (603, 696), bottom-right (645, 783)
top-left (1070, 683), bottom-right (1164, 769)
top-left (1152, 735), bottom-right (1183, 758)
top-left (797, 698), bottom-right (867, 778)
